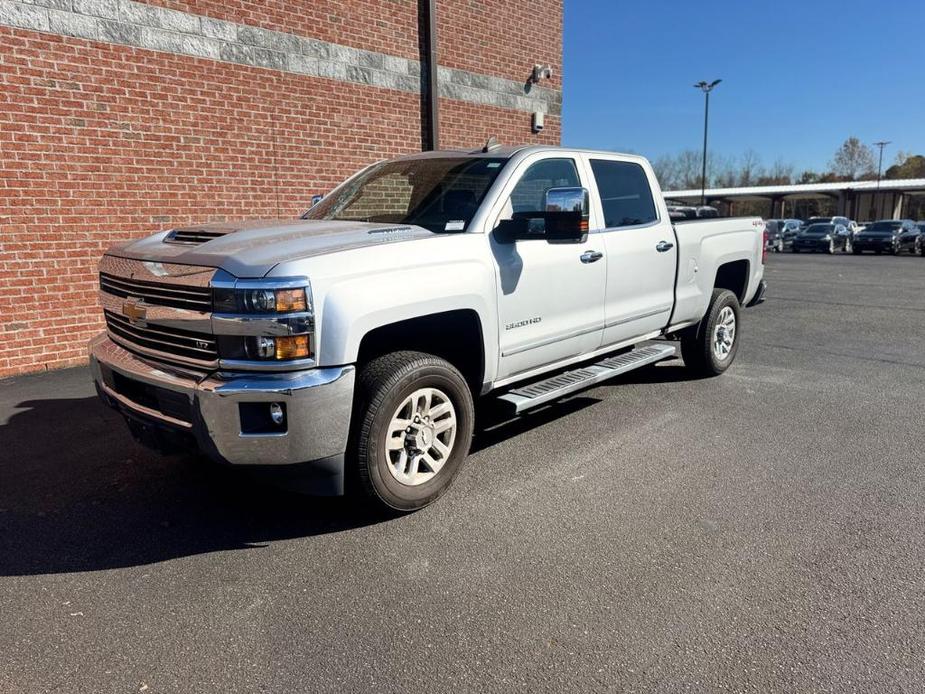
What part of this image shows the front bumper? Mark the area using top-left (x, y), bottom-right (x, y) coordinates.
top-left (89, 334), bottom-right (355, 494)
top-left (853, 238), bottom-right (895, 252)
top-left (793, 239), bottom-right (831, 251)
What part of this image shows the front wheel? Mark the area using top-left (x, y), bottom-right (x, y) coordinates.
top-left (349, 351), bottom-right (474, 512)
top-left (680, 289), bottom-right (741, 377)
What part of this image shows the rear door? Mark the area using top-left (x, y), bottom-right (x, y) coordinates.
top-left (583, 155), bottom-right (678, 346)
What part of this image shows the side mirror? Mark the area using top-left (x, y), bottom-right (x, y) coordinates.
top-left (310, 194), bottom-right (324, 207)
top-left (543, 187), bottom-right (590, 243)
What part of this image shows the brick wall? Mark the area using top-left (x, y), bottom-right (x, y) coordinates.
top-left (0, 0), bottom-right (562, 377)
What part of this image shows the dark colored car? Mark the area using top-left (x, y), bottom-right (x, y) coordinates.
top-left (792, 223), bottom-right (850, 254)
top-left (764, 220), bottom-right (785, 252)
top-left (780, 219), bottom-right (803, 248)
top-left (853, 220), bottom-right (918, 255)
top-left (896, 222), bottom-right (923, 255)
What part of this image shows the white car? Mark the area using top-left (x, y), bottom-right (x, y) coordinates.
top-left (90, 144), bottom-right (766, 511)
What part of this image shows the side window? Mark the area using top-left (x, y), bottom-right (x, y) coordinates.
top-left (499, 158), bottom-right (580, 233)
top-left (589, 159), bottom-right (658, 228)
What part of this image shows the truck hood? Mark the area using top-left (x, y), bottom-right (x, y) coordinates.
top-left (109, 218), bottom-right (442, 277)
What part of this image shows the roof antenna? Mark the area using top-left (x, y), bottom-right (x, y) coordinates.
top-left (482, 136), bottom-right (500, 153)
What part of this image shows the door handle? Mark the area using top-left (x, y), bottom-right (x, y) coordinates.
top-left (656, 240), bottom-right (674, 252)
top-left (580, 250), bottom-right (603, 264)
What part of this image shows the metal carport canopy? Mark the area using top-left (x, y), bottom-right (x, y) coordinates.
top-left (663, 178), bottom-right (925, 201)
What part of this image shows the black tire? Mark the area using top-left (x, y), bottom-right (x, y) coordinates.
top-left (791, 246), bottom-right (800, 253)
top-left (349, 351), bottom-right (474, 512)
top-left (680, 289), bottom-right (741, 378)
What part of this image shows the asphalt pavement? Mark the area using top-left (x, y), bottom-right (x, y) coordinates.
top-left (2, 252), bottom-right (924, 693)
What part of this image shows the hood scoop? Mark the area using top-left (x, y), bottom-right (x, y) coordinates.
top-left (164, 227), bottom-right (235, 245)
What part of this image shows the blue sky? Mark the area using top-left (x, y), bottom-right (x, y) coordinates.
top-left (562, 0), bottom-right (925, 172)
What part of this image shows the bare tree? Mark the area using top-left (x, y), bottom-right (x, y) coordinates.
top-left (829, 137), bottom-right (876, 180)
top-left (738, 149), bottom-right (763, 186)
top-left (651, 154), bottom-right (680, 190)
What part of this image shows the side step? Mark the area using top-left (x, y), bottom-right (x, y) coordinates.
top-left (496, 344), bottom-right (677, 414)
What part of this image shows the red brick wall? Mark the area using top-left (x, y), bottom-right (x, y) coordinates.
top-left (438, 0), bottom-right (563, 88)
top-left (142, 0), bottom-right (421, 60)
top-left (131, 0), bottom-right (565, 86)
top-left (0, 19), bottom-right (560, 377)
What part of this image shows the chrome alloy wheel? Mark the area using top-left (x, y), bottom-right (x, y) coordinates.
top-left (712, 306), bottom-right (736, 361)
top-left (385, 387), bottom-right (457, 486)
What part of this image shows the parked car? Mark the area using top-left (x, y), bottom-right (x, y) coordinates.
top-left (780, 219), bottom-right (802, 248)
top-left (853, 219), bottom-right (918, 254)
top-left (791, 223), bottom-right (851, 253)
top-left (88, 144), bottom-right (766, 511)
top-left (667, 205), bottom-right (721, 221)
top-left (896, 221), bottom-right (923, 255)
top-left (764, 219), bottom-right (785, 252)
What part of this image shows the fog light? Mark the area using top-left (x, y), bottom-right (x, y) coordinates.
top-left (269, 402), bottom-right (284, 425)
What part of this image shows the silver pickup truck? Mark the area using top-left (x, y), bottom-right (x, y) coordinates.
top-left (90, 144), bottom-right (767, 511)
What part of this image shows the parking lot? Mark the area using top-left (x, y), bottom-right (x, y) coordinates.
top-left (1, 253), bottom-right (924, 693)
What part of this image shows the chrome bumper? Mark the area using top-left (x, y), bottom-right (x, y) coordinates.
top-left (89, 333), bottom-right (355, 494)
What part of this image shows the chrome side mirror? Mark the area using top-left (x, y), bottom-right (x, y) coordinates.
top-left (544, 187), bottom-right (590, 243)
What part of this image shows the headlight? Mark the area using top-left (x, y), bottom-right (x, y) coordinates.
top-left (211, 277), bottom-right (314, 364)
top-left (213, 286), bottom-right (309, 314)
top-left (821, 234), bottom-right (832, 241)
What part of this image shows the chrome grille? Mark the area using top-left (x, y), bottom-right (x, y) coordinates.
top-left (104, 310), bottom-right (218, 363)
top-left (165, 229), bottom-right (228, 245)
top-left (100, 272), bottom-right (212, 311)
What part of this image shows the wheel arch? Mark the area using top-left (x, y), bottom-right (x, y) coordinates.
top-left (713, 259), bottom-right (750, 304)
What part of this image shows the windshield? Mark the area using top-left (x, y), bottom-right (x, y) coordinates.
top-left (804, 224), bottom-right (834, 234)
top-left (866, 221), bottom-right (902, 232)
top-left (303, 157), bottom-right (508, 232)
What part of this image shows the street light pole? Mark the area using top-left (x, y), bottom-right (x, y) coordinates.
top-left (873, 140), bottom-right (890, 219)
top-left (694, 79), bottom-right (721, 207)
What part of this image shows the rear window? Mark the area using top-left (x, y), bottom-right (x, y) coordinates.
top-left (868, 221), bottom-right (902, 231)
top-left (589, 159), bottom-right (658, 228)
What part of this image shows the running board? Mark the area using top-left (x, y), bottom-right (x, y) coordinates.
top-left (496, 344), bottom-right (677, 414)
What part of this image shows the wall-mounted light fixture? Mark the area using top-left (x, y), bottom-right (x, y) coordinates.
top-left (531, 64), bottom-right (553, 84)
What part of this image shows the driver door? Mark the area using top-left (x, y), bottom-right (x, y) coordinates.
top-left (488, 154), bottom-right (606, 380)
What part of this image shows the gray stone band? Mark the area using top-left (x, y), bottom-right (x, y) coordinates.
top-left (1, 0), bottom-right (562, 115)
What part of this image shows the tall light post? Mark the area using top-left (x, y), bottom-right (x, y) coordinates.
top-left (694, 79), bottom-right (721, 206)
top-left (873, 140), bottom-right (890, 219)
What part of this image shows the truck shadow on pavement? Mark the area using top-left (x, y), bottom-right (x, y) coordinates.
top-left (1, 385), bottom-right (616, 576)
top-left (0, 393), bottom-right (387, 577)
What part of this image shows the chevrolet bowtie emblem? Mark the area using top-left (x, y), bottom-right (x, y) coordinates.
top-left (122, 298), bottom-right (147, 325)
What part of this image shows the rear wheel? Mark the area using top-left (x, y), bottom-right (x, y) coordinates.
top-left (680, 289), bottom-right (741, 378)
top-left (349, 351), bottom-right (474, 512)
